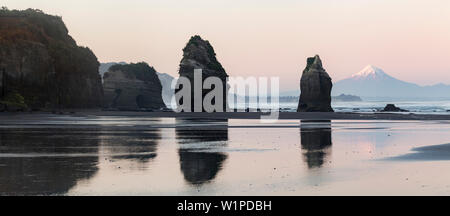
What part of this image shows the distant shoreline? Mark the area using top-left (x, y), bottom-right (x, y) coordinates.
top-left (2, 111), bottom-right (450, 121)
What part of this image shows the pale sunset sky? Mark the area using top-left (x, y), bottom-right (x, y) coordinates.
top-left (3, 0), bottom-right (450, 91)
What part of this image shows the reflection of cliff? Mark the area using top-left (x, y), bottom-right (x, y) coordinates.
top-left (300, 120), bottom-right (332, 169)
top-left (0, 128), bottom-right (100, 195)
top-left (101, 129), bottom-right (161, 164)
top-left (175, 119), bottom-right (228, 185)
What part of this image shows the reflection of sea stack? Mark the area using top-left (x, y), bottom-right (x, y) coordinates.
top-left (297, 55), bottom-right (334, 112)
top-left (300, 121), bottom-right (332, 168)
top-left (176, 35), bottom-right (228, 112)
top-left (175, 119), bottom-right (228, 185)
top-left (105, 129), bottom-right (161, 164)
top-left (103, 62), bottom-right (166, 110)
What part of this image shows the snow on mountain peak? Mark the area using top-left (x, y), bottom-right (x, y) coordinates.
top-left (351, 65), bottom-right (387, 79)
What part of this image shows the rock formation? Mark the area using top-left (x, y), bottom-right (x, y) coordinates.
top-left (99, 62), bottom-right (126, 83)
top-left (297, 55), bottom-right (334, 112)
top-left (103, 62), bottom-right (166, 110)
top-left (382, 104), bottom-right (408, 112)
top-left (176, 35), bottom-right (228, 112)
top-left (0, 8), bottom-right (103, 109)
top-left (100, 62), bottom-right (175, 108)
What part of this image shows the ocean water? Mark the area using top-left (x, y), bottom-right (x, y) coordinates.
top-left (169, 100), bottom-right (450, 114)
top-left (2, 115), bottom-right (450, 195)
top-left (332, 100), bottom-right (450, 113)
top-left (241, 101), bottom-right (450, 114)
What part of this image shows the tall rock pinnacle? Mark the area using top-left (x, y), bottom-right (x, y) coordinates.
top-left (176, 35), bottom-right (228, 112)
top-left (297, 55), bottom-right (334, 112)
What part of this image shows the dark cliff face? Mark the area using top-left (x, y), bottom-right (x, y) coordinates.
top-left (176, 35), bottom-right (228, 112)
top-left (0, 8), bottom-right (103, 109)
top-left (297, 55), bottom-right (334, 112)
top-left (103, 62), bottom-right (166, 110)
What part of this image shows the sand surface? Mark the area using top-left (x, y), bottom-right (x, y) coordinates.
top-left (2, 111), bottom-right (450, 120)
top-left (1, 114), bottom-right (450, 195)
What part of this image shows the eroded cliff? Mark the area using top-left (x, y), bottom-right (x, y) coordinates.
top-left (0, 8), bottom-right (103, 109)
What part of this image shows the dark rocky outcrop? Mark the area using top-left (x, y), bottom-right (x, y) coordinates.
top-left (0, 8), bottom-right (103, 109)
top-left (100, 62), bottom-right (175, 108)
top-left (297, 55), bottom-right (334, 112)
top-left (382, 104), bottom-right (409, 112)
top-left (103, 62), bottom-right (166, 110)
top-left (175, 35), bottom-right (228, 112)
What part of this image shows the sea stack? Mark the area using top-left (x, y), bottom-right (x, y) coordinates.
top-left (297, 55), bottom-right (334, 112)
top-left (0, 9), bottom-right (103, 109)
top-left (103, 62), bottom-right (166, 110)
top-left (176, 35), bottom-right (228, 112)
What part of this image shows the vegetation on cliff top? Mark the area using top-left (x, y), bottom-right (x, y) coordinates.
top-left (107, 62), bottom-right (159, 82)
top-left (0, 91), bottom-right (28, 110)
top-left (0, 7), bottom-right (73, 44)
top-left (182, 35), bottom-right (226, 74)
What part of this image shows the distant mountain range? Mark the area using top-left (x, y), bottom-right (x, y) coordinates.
top-left (156, 72), bottom-right (175, 106)
top-left (333, 65), bottom-right (450, 99)
top-left (279, 94), bottom-right (362, 103)
top-left (282, 65), bottom-right (450, 99)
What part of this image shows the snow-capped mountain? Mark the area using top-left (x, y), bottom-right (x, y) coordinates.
top-left (333, 65), bottom-right (450, 99)
top-left (351, 65), bottom-right (390, 80)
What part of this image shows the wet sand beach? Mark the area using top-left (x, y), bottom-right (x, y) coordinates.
top-left (85, 111), bottom-right (450, 120)
top-left (1, 113), bottom-right (450, 195)
top-left (2, 110), bottom-right (450, 120)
